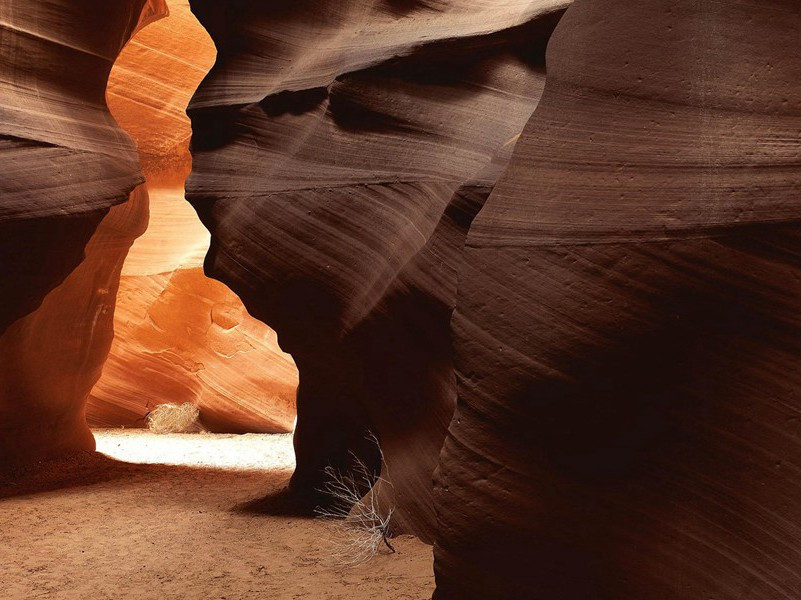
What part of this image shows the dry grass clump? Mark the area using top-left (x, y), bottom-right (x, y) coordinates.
top-left (146, 403), bottom-right (201, 434)
top-left (315, 432), bottom-right (396, 565)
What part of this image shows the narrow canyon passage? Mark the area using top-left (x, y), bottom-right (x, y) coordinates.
top-left (90, 0), bottom-right (299, 433)
top-left (9, 1), bottom-right (800, 598)
top-left (0, 2), bottom-right (436, 597)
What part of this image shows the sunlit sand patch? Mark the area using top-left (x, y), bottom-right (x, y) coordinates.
top-left (94, 429), bottom-right (296, 471)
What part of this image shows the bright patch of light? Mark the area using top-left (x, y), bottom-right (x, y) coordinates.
top-left (94, 429), bottom-right (296, 471)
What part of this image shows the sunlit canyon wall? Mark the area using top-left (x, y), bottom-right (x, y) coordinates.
top-left (88, 0), bottom-right (298, 434)
top-left (4, 0), bottom-right (801, 598)
top-left (0, 0), bottom-right (298, 472)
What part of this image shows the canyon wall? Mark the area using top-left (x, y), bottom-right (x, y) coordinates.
top-left (186, 0), bottom-right (567, 537)
top-left (352, 142), bottom-right (517, 537)
top-left (434, 0), bottom-right (801, 597)
top-left (0, 189), bottom-right (148, 470)
top-left (0, 0), bottom-right (162, 333)
top-left (6, 1), bottom-right (800, 597)
top-left (0, 0), bottom-right (163, 469)
top-left (0, 0), bottom-right (299, 467)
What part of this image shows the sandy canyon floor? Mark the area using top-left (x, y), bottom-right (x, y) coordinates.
top-left (0, 430), bottom-right (434, 599)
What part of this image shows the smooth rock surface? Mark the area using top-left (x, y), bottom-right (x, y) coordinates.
top-left (187, 0), bottom-right (566, 536)
top-left (0, 188), bottom-right (148, 470)
top-left (0, 0), bottom-right (160, 468)
top-left (0, 0), bottom-right (160, 333)
top-left (434, 1), bottom-right (801, 597)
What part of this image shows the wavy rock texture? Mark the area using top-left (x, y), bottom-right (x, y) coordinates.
top-left (187, 0), bottom-right (566, 536)
top-left (89, 267), bottom-right (298, 432)
top-left (0, 1), bottom-right (162, 468)
top-left (434, 1), bottom-right (801, 598)
top-left (0, 0), bottom-right (161, 333)
top-left (0, 188), bottom-right (149, 470)
top-left (105, 0), bottom-right (211, 180)
top-left (87, 0), bottom-right (297, 433)
top-left (355, 143), bottom-right (517, 539)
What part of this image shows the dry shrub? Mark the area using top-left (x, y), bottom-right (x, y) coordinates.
top-left (146, 402), bottom-right (200, 434)
top-left (315, 432), bottom-right (396, 565)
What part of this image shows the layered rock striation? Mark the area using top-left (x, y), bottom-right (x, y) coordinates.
top-left (0, 0), bottom-right (162, 333)
top-left (352, 142), bottom-right (517, 538)
top-left (0, 189), bottom-right (148, 470)
top-left (434, 1), bottom-right (801, 597)
top-left (0, 0), bottom-right (164, 468)
top-left (7, 1), bottom-right (797, 596)
top-left (186, 0), bottom-right (567, 536)
top-left (87, 0), bottom-right (297, 433)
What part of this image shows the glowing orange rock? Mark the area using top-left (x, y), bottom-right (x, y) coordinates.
top-left (88, 0), bottom-right (297, 433)
top-left (0, 188), bottom-right (148, 468)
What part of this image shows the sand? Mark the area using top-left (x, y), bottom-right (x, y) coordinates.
top-left (0, 430), bottom-right (434, 599)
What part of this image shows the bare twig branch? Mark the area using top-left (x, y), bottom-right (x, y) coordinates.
top-left (315, 432), bottom-right (396, 565)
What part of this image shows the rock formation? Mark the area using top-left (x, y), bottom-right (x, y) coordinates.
top-left (0, 189), bottom-right (148, 470)
top-left (6, 1), bottom-right (800, 597)
top-left (87, 0), bottom-right (297, 433)
top-left (0, 0), bottom-right (164, 469)
top-left (89, 268), bottom-right (298, 432)
top-left (352, 142), bottom-right (517, 538)
top-left (0, 1), bottom-right (162, 334)
top-left (434, 1), bottom-right (801, 597)
top-left (186, 0), bottom-right (567, 535)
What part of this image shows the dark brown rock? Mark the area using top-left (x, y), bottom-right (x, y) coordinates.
top-left (434, 1), bottom-right (801, 597)
top-left (187, 0), bottom-right (565, 535)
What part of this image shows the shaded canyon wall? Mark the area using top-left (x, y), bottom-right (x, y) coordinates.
top-left (186, 0), bottom-right (568, 539)
top-left (433, 0), bottom-right (801, 598)
top-left (4, 2), bottom-right (800, 599)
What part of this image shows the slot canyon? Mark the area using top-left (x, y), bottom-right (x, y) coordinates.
top-left (2, 1), bottom-right (801, 599)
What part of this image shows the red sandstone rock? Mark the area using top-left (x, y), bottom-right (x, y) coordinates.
top-left (0, 188), bottom-right (148, 469)
top-left (0, 1), bottom-right (162, 469)
top-left (186, 0), bottom-right (565, 534)
top-left (434, 1), bottom-right (801, 597)
top-left (88, 268), bottom-right (297, 433)
top-left (6, 2), bottom-right (799, 597)
top-left (0, 1), bottom-right (161, 334)
top-left (350, 142), bottom-right (518, 539)
top-left (87, 0), bottom-right (297, 433)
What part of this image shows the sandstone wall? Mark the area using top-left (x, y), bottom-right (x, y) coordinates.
top-left (0, 0), bottom-right (162, 469)
top-left (434, 1), bottom-right (801, 597)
